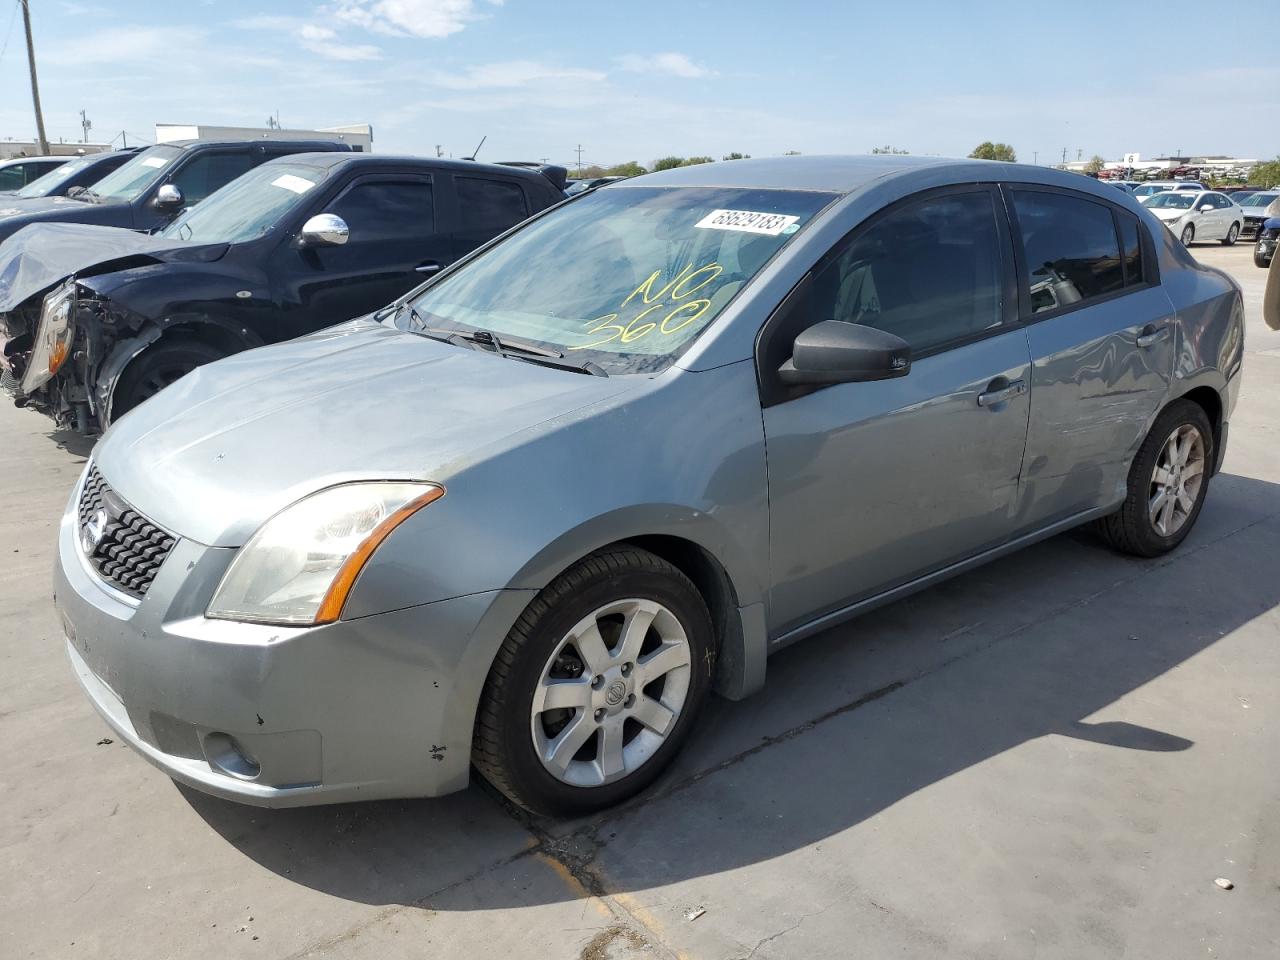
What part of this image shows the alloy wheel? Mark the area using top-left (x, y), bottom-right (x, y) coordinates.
top-left (1181, 225), bottom-right (1195, 247)
top-left (1149, 423), bottom-right (1206, 537)
top-left (530, 598), bottom-right (692, 787)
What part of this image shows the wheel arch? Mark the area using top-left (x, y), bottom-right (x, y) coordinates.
top-left (1174, 383), bottom-right (1224, 473)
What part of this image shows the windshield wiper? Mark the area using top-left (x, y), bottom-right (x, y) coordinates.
top-left (409, 319), bottom-right (607, 376)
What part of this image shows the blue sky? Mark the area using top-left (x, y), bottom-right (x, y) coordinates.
top-left (1, 0), bottom-right (1276, 167)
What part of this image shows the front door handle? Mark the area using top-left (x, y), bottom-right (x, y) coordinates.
top-left (415, 261), bottom-right (442, 274)
top-left (977, 378), bottom-right (1026, 407)
top-left (1136, 323), bottom-right (1170, 348)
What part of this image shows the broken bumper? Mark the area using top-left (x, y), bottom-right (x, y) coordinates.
top-left (54, 474), bottom-right (522, 807)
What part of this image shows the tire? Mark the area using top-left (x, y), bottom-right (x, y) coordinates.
top-left (1096, 399), bottom-right (1214, 558)
top-left (1257, 248), bottom-right (1272, 269)
top-left (473, 547), bottom-right (715, 816)
top-left (111, 339), bottom-right (225, 419)
top-left (1180, 224), bottom-right (1195, 247)
top-left (1221, 223), bottom-right (1239, 246)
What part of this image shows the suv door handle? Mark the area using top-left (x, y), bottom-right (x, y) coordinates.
top-left (1136, 323), bottom-right (1170, 348)
top-left (415, 261), bottom-right (442, 274)
top-left (977, 378), bottom-right (1026, 407)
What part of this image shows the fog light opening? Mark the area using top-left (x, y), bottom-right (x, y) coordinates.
top-left (203, 732), bottom-right (262, 781)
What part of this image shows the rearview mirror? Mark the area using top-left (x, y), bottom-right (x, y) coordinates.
top-left (154, 184), bottom-right (183, 208)
top-left (778, 320), bottom-right (911, 386)
top-left (299, 213), bottom-right (349, 247)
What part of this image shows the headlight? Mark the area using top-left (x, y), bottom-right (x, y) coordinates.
top-left (20, 282), bottom-right (76, 393)
top-left (207, 482), bottom-right (444, 625)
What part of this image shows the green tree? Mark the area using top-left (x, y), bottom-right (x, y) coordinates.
top-left (682, 156), bottom-right (714, 166)
top-left (1253, 158), bottom-right (1280, 188)
top-left (969, 141), bottom-right (1017, 162)
top-left (1084, 155), bottom-right (1105, 175)
top-left (722, 152), bottom-right (751, 161)
top-left (870, 145), bottom-right (909, 155)
top-left (652, 156), bottom-right (685, 171)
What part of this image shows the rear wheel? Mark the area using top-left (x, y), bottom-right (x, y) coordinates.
top-left (473, 547), bottom-right (715, 816)
top-left (1221, 223), bottom-right (1239, 246)
top-left (1096, 399), bottom-right (1213, 558)
top-left (111, 340), bottom-right (225, 420)
top-left (1180, 224), bottom-right (1195, 247)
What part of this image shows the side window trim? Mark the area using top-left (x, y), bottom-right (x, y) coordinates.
top-left (754, 182), bottom-right (1016, 408)
top-left (999, 182), bottom-right (1159, 325)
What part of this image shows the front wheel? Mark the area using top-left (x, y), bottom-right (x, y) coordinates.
top-left (1221, 223), bottom-right (1239, 246)
top-left (1257, 247), bottom-right (1273, 269)
top-left (111, 339), bottom-right (225, 420)
top-left (1096, 399), bottom-right (1214, 558)
top-left (1180, 224), bottom-right (1195, 247)
top-left (473, 547), bottom-right (715, 816)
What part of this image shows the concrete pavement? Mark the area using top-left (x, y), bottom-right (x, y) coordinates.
top-left (2, 244), bottom-right (1277, 959)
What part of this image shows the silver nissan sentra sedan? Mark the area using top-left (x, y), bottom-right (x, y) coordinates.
top-left (55, 156), bottom-right (1243, 815)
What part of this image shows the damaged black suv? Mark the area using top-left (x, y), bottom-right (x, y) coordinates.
top-left (0, 153), bottom-right (567, 432)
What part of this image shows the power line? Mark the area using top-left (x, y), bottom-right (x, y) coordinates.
top-left (0, 0), bottom-right (20, 65)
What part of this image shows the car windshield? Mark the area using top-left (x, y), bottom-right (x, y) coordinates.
top-left (87, 145), bottom-right (182, 202)
top-left (158, 162), bottom-right (326, 244)
top-left (1241, 193), bottom-right (1278, 208)
top-left (402, 185), bottom-right (837, 375)
top-left (13, 156), bottom-right (92, 198)
top-left (1132, 185), bottom-right (1168, 197)
top-left (1146, 193), bottom-right (1196, 209)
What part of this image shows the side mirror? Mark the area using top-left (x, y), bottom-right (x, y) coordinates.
top-left (299, 213), bottom-right (349, 247)
top-left (154, 184), bottom-right (183, 208)
top-left (1198, 203), bottom-right (1214, 212)
top-left (778, 320), bottom-right (911, 386)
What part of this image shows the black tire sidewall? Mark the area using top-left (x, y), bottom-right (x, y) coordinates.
top-left (493, 563), bottom-right (714, 815)
top-left (1126, 401), bottom-right (1214, 555)
top-left (112, 340), bottom-right (224, 417)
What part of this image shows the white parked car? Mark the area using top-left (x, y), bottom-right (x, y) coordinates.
top-left (1132, 181), bottom-right (1205, 202)
top-left (1143, 190), bottom-right (1243, 246)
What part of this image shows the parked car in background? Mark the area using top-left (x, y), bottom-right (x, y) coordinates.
top-left (1133, 181), bottom-right (1205, 202)
top-left (1104, 180), bottom-right (1140, 193)
top-left (0, 154), bottom-right (566, 433)
top-left (1257, 220), bottom-right (1278, 268)
top-left (0, 148), bottom-right (140, 199)
top-left (0, 156), bottom-right (67, 192)
top-left (0, 140), bottom-right (351, 246)
top-left (1143, 190), bottom-right (1243, 246)
top-left (1237, 190), bottom-right (1279, 239)
top-left (564, 175), bottom-right (628, 196)
top-left (52, 156), bottom-right (1242, 816)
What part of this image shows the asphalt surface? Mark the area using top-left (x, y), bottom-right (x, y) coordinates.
top-left (2, 244), bottom-right (1278, 959)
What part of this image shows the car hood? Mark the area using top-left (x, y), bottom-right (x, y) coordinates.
top-left (94, 320), bottom-right (636, 546)
top-left (0, 222), bottom-right (226, 312)
top-left (1149, 207), bottom-right (1190, 222)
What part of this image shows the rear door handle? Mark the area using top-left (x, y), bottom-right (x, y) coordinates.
top-left (415, 261), bottom-right (442, 274)
top-left (1136, 323), bottom-right (1170, 348)
top-left (977, 378), bottom-right (1026, 407)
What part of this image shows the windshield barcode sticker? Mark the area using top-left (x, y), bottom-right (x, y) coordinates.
top-left (141, 157), bottom-right (168, 168)
top-left (695, 209), bottom-right (801, 236)
top-left (271, 174), bottom-right (316, 194)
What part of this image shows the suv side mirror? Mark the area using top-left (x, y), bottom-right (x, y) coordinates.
top-left (299, 213), bottom-right (349, 247)
top-left (778, 320), bottom-right (911, 386)
top-left (154, 184), bottom-right (183, 208)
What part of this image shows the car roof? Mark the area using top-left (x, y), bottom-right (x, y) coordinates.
top-left (611, 154), bottom-right (1164, 201)
top-left (263, 152), bottom-right (558, 182)
top-left (157, 139), bottom-right (350, 152)
top-left (0, 155), bottom-right (66, 165)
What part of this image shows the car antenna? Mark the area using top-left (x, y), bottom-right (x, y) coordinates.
top-left (464, 135), bottom-right (486, 161)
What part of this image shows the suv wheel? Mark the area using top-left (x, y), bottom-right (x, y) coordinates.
top-left (473, 547), bottom-right (715, 815)
top-left (112, 340), bottom-right (225, 420)
top-left (1096, 399), bottom-right (1213, 558)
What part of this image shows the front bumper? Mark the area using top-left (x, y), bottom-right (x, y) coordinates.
top-left (55, 476), bottom-right (533, 807)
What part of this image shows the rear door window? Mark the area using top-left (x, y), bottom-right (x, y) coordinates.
top-left (456, 177), bottom-right (529, 233)
top-left (1009, 190), bottom-right (1124, 315)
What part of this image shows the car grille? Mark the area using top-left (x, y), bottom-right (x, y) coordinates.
top-left (77, 465), bottom-right (176, 598)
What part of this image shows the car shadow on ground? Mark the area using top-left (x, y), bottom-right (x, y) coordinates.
top-left (182, 471), bottom-right (1280, 911)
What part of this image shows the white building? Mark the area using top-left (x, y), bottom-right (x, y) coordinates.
top-left (0, 140), bottom-right (113, 160)
top-left (154, 122), bottom-right (372, 152)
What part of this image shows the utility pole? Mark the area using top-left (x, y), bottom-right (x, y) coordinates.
top-left (575, 144), bottom-right (583, 173)
top-left (20, 0), bottom-right (50, 155)
top-left (435, 144), bottom-right (442, 158)
top-left (80, 109), bottom-right (92, 144)
top-left (1061, 147), bottom-right (1068, 165)
top-left (1077, 148), bottom-right (1082, 161)
top-left (1033, 151), bottom-right (1038, 165)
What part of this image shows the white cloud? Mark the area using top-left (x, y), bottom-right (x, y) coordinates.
top-left (329, 0), bottom-right (500, 40)
top-left (432, 60), bottom-right (606, 90)
top-left (297, 24), bottom-right (383, 60)
top-left (44, 26), bottom-right (208, 65)
top-left (618, 52), bottom-right (715, 79)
